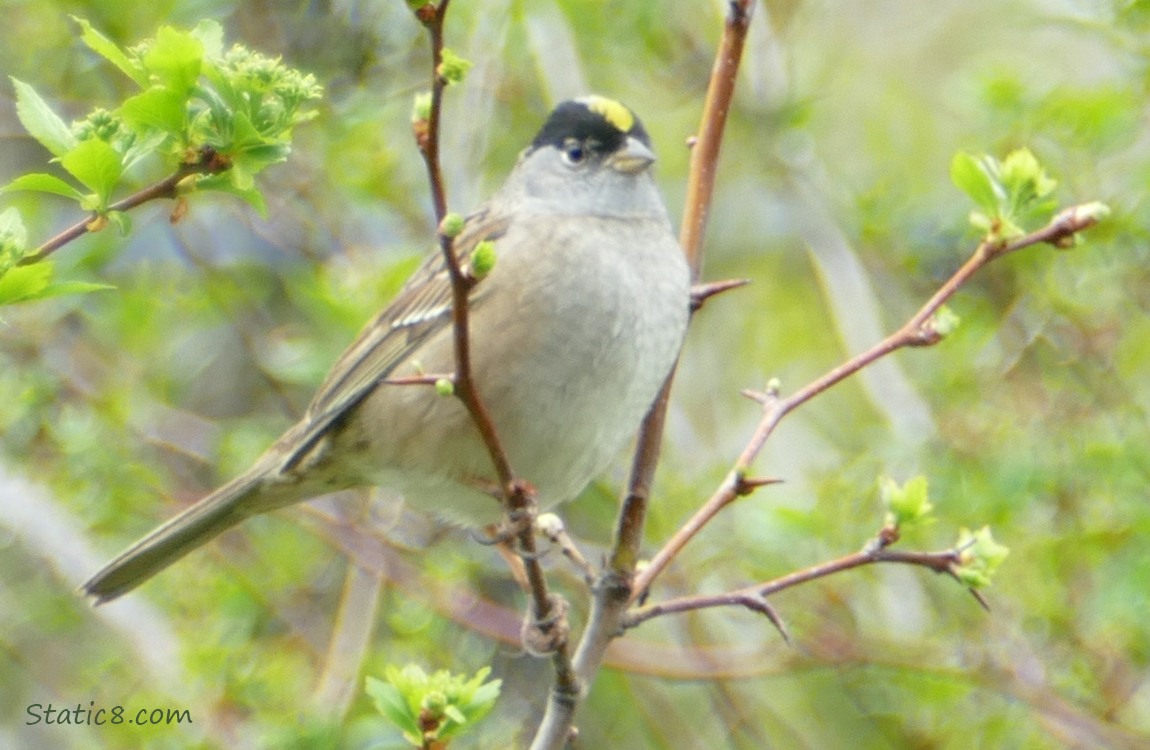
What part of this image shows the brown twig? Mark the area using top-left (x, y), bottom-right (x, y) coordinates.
top-left (411, 0), bottom-right (575, 712)
top-left (18, 146), bottom-right (231, 266)
top-left (415, 0), bottom-right (451, 223)
top-left (679, 0), bottom-right (755, 277)
top-left (624, 546), bottom-right (966, 631)
top-left (530, 3), bottom-right (760, 749)
top-left (630, 204), bottom-right (1105, 601)
top-left (600, 0), bottom-right (756, 624)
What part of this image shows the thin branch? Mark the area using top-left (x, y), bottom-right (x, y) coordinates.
top-left (531, 2), bottom-right (759, 749)
top-left (604, 0), bottom-right (757, 623)
top-left (630, 204), bottom-right (1104, 601)
top-left (679, 0), bottom-right (755, 277)
top-left (625, 546), bottom-right (965, 630)
top-left (19, 145), bottom-right (231, 265)
top-left (626, 589), bottom-right (792, 641)
top-left (414, 0), bottom-right (451, 223)
top-left (412, 0), bottom-right (576, 713)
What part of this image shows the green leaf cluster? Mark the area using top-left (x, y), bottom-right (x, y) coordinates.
top-left (880, 475), bottom-right (934, 529)
top-left (950, 148), bottom-right (1058, 242)
top-left (437, 49), bottom-right (473, 86)
top-left (365, 664), bottom-right (501, 747)
top-left (6, 18), bottom-right (321, 211)
top-left (954, 526), bottom-right (1010, 588)
top-left (0, 16), bottom-right (323, 308)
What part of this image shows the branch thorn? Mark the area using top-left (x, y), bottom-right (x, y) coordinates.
top-left (735, 474), bottom-right (783, 496)
top-left (690, 277), bottom-right (750, 312)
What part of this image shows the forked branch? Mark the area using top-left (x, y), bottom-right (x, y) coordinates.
top-left (631, 202), bottom-right (1106, 601)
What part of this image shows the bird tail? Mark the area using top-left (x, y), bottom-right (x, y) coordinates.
top-left (81, 472), bottom-right (266, 604)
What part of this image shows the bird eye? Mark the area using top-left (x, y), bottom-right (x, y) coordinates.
top-left (562, 139), bottom-right (586, 166)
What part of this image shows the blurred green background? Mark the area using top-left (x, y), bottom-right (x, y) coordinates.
top-left (1, 0), bottom-right (1148, 748)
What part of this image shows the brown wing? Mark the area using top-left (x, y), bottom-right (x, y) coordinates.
top-left (279, 208), bottom-right (511, 470)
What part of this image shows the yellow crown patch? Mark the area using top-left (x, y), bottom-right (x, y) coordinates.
top-left (580, 95), bottom-right (634, 134)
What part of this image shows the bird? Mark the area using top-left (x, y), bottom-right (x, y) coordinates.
top-left (82, 95), bottom-right (691, 604)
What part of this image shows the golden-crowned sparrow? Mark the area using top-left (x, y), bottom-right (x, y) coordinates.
top-left (83, 96), bottom-right (690, 603)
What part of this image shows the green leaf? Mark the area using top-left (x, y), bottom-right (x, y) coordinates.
top-left (0, 207), bottom-right (28, 270)
top-left (143, 26), bottom-right (204, 96)
top-left (365, 676), bottom-right (421, 744)
top-left (189, 19), bottom-right (224, 59)
top-left (1000, 147), bottom-right (1056, 200)
top-left (119, 87), bottom-right (189, 137)
top-left (0, 206), bottom-right (27, 246)
top-left (950, 152), bottom-right (999, 212)
top-left (881, 475), bottom-right (934, 527)
top-left (1, 173), bottom-right (84, 201)
top-left (471, 679), bottom-right (501, 706)
top-left (229, 110), bottom-right (266, 151)
top-left (121, 129), bottom-right (170, 171)
top-left (0, 262), bottom-right (53, 305)
top-left (0, 260), bottom-right (114, 306)
top-left (35, 280), bottom-right (116, 299)
top-left (438, 48), bottom-right (474, 85)
top-left (11, 78), bottom-right (77, 158)
top-left (71, 16), bottom-right (147, 86)
top-left (955, 526), bottom-right (1010, 588)
top-left (194, 174), bottom-right (267, 216)
top-left (59, 139), bottom-right (123, 203)
top-left (106, 210), bottom-right (132, 236)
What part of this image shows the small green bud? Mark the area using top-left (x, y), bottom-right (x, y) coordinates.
top-left (438, 212), bottom-right (465, 238)
top-left (434, 377), bottom-right (454, 397)
top-left (470, 240), bottom-right (497, 278)
top-left (411, 91), bottom-right (433, 123)
top-left (437, 48), bottom-right (473, 85)
top-left (1076, 201), bottom-right (1111, 223)
top-left (422, 690), bottom-right (448, 717)
top-left (930, 306), bottom-right (961, 338)
top-left (1054, 201), bottom-right (1111, 231)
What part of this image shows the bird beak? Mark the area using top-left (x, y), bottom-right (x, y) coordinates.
top-left (610, 136), bottom-right (656, 174)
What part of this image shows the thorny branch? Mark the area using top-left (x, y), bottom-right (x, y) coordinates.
top-left (529, 2), bottom-right (760, 749)
top-left (630, 202), bottom-right (1105, 602)
top-left (410, 0), bottom-right (576, 705)
top-left (624, 543), bottom-right (967, 631)
top-left (530, 0), bottom-right (1105, 741)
